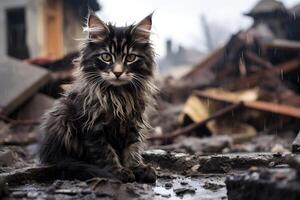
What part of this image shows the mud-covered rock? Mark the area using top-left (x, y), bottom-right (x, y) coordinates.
top-left (226, 167), bottom-right (300, 200)
top-left (143, 150), bottom-right (287, 174)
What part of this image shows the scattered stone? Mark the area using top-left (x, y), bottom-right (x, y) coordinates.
top-left (164, 182), bottom-right (173, 189)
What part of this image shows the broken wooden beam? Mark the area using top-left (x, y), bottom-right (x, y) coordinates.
top-left (147, 102), bottom-right (243, 143)
top-left (244, 50), bottom-right (273, 69)
top-left (227, 59), bottom-right (300, 90)
top-left (194, 90), bottom-right (300, 118)
top-left (265, 39), bottom-right (300, 51)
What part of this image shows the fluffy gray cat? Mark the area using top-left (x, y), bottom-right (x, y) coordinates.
top-left (39, 13), bottom-right (157, 183)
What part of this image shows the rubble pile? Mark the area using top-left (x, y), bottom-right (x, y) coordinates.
top-left (150, 0), bottom-right (300, 153)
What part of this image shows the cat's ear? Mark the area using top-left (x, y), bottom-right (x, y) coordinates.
top-left (86, 13), bottom-right (109, 39)
top-left (131, 12), bottom-right (153, 42)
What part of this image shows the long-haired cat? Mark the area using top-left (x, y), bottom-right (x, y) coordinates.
top-left (39, 13), bottom-right (157, 183)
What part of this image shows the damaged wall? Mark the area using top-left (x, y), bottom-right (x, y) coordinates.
top-left (0, 0), bottom-right (100, 59)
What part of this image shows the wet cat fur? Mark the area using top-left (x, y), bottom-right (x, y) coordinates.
top-left (39, 13), bottom-right (157, 183)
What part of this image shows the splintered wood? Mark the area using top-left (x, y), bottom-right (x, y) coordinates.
top-left (194, 90), bottom-right (300, 118)
top-left (147, 103), bottom-right (243, 143)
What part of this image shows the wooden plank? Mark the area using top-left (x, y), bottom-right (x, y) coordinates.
top-left (195, 90), bottom-right (300, 118)
top-left (0, 58), bottom-right (50, 115)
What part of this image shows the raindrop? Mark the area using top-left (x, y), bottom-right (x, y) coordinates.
top-left (293, 12), bottom-right (296, 20)
top-left (280, 69), bottom-right (284, 80)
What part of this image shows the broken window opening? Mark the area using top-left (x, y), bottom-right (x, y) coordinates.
top-left (6, 8), bottom-right (30, 59)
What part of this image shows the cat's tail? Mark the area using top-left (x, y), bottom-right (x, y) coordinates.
top-left (1, 161), bottom-right (115, 187)
top-left (47, 159), bottom-right (115, 181)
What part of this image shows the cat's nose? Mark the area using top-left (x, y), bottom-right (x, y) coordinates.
top-left (113, 72), bottom-right (123, 78)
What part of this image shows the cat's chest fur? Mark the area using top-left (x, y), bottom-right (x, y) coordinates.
top-left (77, 89), bottom-right (143, 144)
top-left (93, 119), bottom-right (139, 149)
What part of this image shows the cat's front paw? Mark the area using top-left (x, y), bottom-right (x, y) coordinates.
top-left (131, 164), bottom-right (157, 183)
top-left (114, 168), bottom-right (135, 183)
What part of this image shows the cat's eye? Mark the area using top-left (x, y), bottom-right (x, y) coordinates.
top-left (126, 54), bottom-right (137, 63)
top-left (99, 53), bottom-right (112, 63)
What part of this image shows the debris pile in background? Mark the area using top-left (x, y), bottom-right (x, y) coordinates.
top-left (150, 0), bottom-right (300, 154)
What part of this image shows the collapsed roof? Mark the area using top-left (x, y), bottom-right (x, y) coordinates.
top-left (245, 0), bottom-right (287, 17)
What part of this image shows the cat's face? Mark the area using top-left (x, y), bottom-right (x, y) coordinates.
top-left (80, 13), bottom-right (154, 87)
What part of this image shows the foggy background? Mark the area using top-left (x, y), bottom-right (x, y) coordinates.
top-left (99, 0), bottom-right (299, 56)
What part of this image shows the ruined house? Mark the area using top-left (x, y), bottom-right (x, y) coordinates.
top-left (245, 0), bottom-right (300, 40)
top-left (0, 0), bottom-right (100, 60)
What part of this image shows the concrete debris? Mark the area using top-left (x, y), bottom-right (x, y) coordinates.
top-left (0, 58), bottom-right (50, 115)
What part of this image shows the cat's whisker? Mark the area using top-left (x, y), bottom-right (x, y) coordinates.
top-left (129, 79), bottom-right (139, 92)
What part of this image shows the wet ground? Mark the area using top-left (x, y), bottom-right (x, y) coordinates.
top-left (5, 174), bottom-right (227, 200)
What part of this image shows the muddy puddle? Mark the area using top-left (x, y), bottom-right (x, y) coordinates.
top-left (5, 173), bottom-right (227, 200)
top-left (154, 175), bottom-right (226, 200)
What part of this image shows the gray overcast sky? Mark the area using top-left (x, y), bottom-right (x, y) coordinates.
top-left (97, 0), bottom-right (299, 58)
